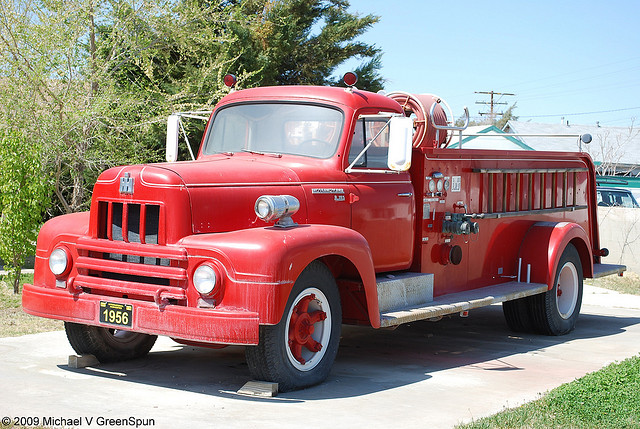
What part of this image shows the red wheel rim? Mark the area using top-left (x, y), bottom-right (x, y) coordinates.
top-left (284, 288), bottom-right (332, 371)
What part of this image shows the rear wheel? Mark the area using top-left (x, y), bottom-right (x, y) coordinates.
top-left (530, 244), bottom-right (583, 335)
top-left (65, 322), bottom-right (157, 363)
top-left (502, 296), bottom-right (534, 332)
top-left (245, 261), bottom-right (341, 391)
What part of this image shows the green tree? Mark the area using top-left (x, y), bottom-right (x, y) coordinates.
top-left (495, 102), bottom-right (518, 129)
top-left (98, 0), bottom-right (246, 111)
top-left (0, 0), bottom-right (237, 215)
top-left (0, 0), bottom-right (160, 214)
top-left (231, 0), bottom-right (384, 91)
top-left (0, 128), bottom-right (50, 293)
top-left (454, 103), bottom-right (518, 129)
top-left (0, 0), bottom-right (384, 217)
top-left (95, 0), bottom-right (385, 157)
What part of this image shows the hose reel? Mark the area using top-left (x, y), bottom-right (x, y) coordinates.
top-left (387, 92), bottom-right (453, 148)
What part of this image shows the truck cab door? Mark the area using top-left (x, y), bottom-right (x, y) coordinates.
top-left (346, 116), bottom-right (415, 271)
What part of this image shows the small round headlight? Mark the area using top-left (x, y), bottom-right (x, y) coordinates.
top-left (254, 195), bottom-right (300, 226)
top-left (49, 247), bottom-right (70, 277)
top-left (193, 264), bottom-right (217, 296)
top-left (255, 198), bottom-right (273, 219)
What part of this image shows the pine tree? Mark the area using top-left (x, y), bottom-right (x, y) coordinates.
top-left (231, 0), bottom-right (383, 91)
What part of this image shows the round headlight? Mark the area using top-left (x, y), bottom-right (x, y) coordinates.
top-left (255, 198), bottom-right (274, 220)
top-left (49, 247), bottom-right (70, 276)
top-left (193, 264), bottom-right (217, 296)
top-left (254, 195), bottom-right (300, 225)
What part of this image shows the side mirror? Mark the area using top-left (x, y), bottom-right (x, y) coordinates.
top-left (166, 115), bottom-right (180, 162)
top-left (387, 116), bottom-right (413, 171)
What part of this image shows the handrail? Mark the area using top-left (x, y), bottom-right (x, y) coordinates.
top-left (454, 132), bottom-right (593, 151)
top-left (429, 99), bottom-right (470, 148)
top-left (426, 97), bottom-right (593, 150)
top-left (460, 133), bottom-right (589, 138)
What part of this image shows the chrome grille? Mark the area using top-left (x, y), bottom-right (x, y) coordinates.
top-left (98, 201), bottom-right (161, 244)
top-left (75, 237), bottom-right (187, 304)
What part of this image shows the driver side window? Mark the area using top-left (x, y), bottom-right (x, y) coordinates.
top-left (348, 117), bottom-right (390, 169)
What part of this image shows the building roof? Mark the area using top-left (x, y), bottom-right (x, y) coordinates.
top-left (448, 125), bottom-right (534, 150)
top-left (504, 121), bottom-right (640, 172)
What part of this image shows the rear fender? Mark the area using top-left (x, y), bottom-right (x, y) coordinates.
top-left (517, 222), bottom-right (593, 289)
top-left (179, 225), bottom-right (380, 327)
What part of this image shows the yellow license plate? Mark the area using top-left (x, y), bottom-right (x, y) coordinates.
top-left (99, 301), bottom-right (133, 327)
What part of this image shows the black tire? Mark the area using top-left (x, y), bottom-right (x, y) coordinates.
top-left (530, 244), bottom-right (583, 335)
top-left (245, 261), bottom-right (342, 392)
top-left (65, 322), bottom-right (157, 363)
top-left (502, 296), bottom-right (534, 332)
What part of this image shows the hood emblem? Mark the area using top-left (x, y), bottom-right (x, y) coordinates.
top-left (311, 188), bottom-right (344, 194)
top-left (120, 172), bottom-right (135, 194)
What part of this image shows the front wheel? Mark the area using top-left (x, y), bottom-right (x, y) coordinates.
top-left (245, 261), bottom-right (342, 392)
top-left (65, 322), bottom-right (157, 363)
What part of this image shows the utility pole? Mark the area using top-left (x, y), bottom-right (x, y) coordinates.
top-left (475, 91), bottom-right (515, 123)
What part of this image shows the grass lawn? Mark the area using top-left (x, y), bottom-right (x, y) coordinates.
top-left (459, 271), bottom-right (640, 428)
top-left (585, 271), bottom-right (640, 295)
top-left (457, 354), bottom-right (640, 428)
top-left (0, 273), bottom-right (62, 338)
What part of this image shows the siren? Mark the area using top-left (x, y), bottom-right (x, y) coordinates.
top-left (223, 74), bottom-right (237, 89)
top-left (343, 72), bottom-right (358, 87)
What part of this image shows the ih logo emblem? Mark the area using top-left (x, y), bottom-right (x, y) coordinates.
top-left (120, 172), bottom-right (134, 194)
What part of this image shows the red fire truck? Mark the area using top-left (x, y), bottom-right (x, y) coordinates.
top-left (23, 74), bottom-right (625, 391)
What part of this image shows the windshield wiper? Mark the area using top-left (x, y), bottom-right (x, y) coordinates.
top-left (241, 149), bottom-right (282, 158)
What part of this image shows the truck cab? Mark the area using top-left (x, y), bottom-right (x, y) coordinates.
top-left (23, 76), bottom-right (625, 391)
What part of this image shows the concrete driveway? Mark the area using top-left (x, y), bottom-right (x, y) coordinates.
top-left (1, 285), bottom-right (640, 429)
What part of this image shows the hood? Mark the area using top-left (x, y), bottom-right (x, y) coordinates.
top-left (147, 155), bottom-right (301, 188)
top-left (94, 155), bottom-right (309, 238)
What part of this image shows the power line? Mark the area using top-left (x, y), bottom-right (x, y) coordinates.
top-left (515, 78), bottom-right (640, 104)
top-left (475, 91), bottom-right (515, 122)
top-left (502, 56), bottom-right (640, 94)
top-left (519, 106), bottom-right (640, 119)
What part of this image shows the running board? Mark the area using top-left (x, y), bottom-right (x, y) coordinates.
top-left (376, 272), bottom-right (434, 313)
top-left (592, 263), bottom-right (626, 278)
top-left (379, 281), bottom-right (548, 328)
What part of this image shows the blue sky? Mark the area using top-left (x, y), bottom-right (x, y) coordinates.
top-left (341, 0), bottom-right (640, 127)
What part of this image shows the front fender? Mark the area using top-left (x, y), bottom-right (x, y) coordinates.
top-left (36, 212), bottom-right (90, 252)
top-left (33, 212), bottom-right (90, 289)
top-left (179, 225), bottom-right (379, 326)
top-left (517, 222), bottom-right (593, 289)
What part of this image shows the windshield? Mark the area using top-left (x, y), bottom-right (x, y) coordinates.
top-left (597, 189), bottom-right (639, 208)
top-left (202, 103), bottom-right (344, 159)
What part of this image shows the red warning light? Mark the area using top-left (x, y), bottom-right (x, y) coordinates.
top-left (223, 74), bottom-right (237, 88)
top-left (343, 72), bottom-right (358, 87)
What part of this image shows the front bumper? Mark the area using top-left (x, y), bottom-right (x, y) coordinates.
top-left (22, 283), bottom-right (259, 345)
